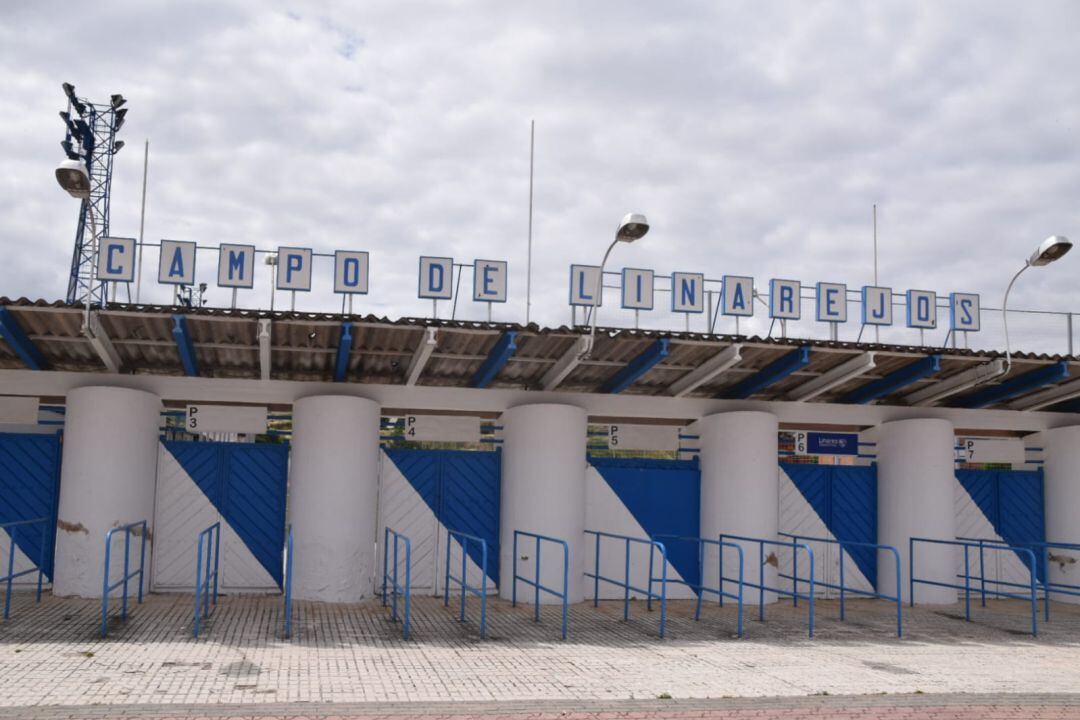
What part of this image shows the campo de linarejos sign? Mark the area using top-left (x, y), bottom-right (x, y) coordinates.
top-left (92, 238), bottom-right (981, 333)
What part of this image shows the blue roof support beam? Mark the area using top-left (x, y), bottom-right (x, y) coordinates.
top-left (170, 314), bottom-right (199, 377)
top-left (0, 308), bottom-right (46, 370)
top-left (471, 331), bottom-right (518, 388)
top-left (839, 354), bottom-right (941, 405)
top-left (334, 322), bottom-right (353, 382)
top-left (600, 338), bottom-right (670, 394)
top-left (953, 361), bottom-right (1069, 409)
top-left (721, 345), bottom-right (810, 399)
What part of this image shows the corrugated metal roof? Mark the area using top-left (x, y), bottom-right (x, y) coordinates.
top-left (0, 297), bottom-right (1075, 411)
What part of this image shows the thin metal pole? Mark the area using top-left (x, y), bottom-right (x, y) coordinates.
top-left (526, 119), bottom-right (534, 325)
top-left (135, 140), bottom-right (149, 303)
top-left (873, 204), bottom-right (879, 343)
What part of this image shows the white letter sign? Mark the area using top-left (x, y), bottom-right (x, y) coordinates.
top-left (621, 268), bottom-right (654, 310)
top-left (671, 272), bottom-right (705, 313)
top-left (950, 292), bottom-right (980, 332)
top-left (473, 259), bottom-right (508, 302)
top-left (276, 247), bottom-right (313, 291)
top-left (569, 265), bottom-right (602, 306)
top-left (816, 282), bottom-right (847, 322)
top-left (722, 275), bottom-right (753, 317)
top-left (158, 240), bottom-right (196, 285)
top-left (97, 237), bottom-right (136, 282)
top-left (418, 256), bottom-right (453, 299)
top-left (334, 251), bottom-right (370, 294)
top-left (861, 286), bottom-right (892, 326)
top-left (906, 289), bottom-right (937, 329)
top-left (217, 243), bottom-right (255, 289)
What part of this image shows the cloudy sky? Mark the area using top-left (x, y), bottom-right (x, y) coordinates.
top-left (2, 1), bottom-right (1078, 352)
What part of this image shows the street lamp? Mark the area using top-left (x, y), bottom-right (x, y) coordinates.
top-left (583, 213), bottom-right (650, 358)
top-left (1003, 235), bottom-right (1072, 372)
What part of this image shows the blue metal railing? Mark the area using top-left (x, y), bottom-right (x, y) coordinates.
top-left (444, 528), bottom-right (489, 639)
top-left (382, 526), bottom-right (412, 640)
top-left (2, 517), bottom-right (49, 620)
top-left (584, 529), bottom-right (669, 638)
top-left (100, 520), bottom-right (148, 638)
top-left (192, 522), bottom-right (221, 638)
top-left (652, 534), bottom-right (744, 638)
top-left (283, 524), bottom-right (294, 639)
top-left (779, 532), bottom-right (902, 637)
top-left (957, 537), bottom-right (1080, 622)
top-left (719, 533), bottom-right (816, 637)
top-left (511, 530), bottom-right (569, 640)
top-left (910, 536), bottom-right (1038, 637)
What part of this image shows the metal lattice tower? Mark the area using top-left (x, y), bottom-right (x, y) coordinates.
top-left (58, 83), bottom-right (127, 306)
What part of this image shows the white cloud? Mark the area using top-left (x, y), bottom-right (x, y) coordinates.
top-left (1, 1), bottom-right (1078, 352)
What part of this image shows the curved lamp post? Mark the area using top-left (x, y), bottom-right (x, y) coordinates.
top-left (582, 213), bottom-right (650, 358)
top-left (1002, 235), bottom-right (1072, 372)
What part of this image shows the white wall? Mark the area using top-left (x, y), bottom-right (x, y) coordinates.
top-left (1032, 425), bottom-right (1080, 603)
top-left (54, 386), bottom-right (161, 599)
top-left (500, 403), bottom-right (587, 604)
top-left (699, 411), bottom-right (780, 605)
top-left (289, 395), bottom-right (380, 601)
top-left (876, 418), bottom-right (956, 604)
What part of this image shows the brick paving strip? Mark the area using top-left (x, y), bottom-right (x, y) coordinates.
top-left (1, 694), bottom-right (1079, 720)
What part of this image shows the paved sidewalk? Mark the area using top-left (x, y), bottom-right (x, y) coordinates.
top-left (0, 591), bottom-right (1079, 712)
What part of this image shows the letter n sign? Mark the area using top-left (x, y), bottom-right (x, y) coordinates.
top-left (672, 272), bottom-right (704, 313)
top-left (419, 256), bottom-right (453, 299)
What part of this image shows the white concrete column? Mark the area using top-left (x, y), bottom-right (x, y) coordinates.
top-left (1032, 425), bottom-right (1080, 603)
top-left (876, 417), bottom-right (956, 604)
top-left (699, 411), bottom-right (780, 605)
top-left (499, 403), bottom-right (587, 604)
top-left (289, 395), bottom-right (380, 602)
top-left (54, 386), bottom-right (161, 598)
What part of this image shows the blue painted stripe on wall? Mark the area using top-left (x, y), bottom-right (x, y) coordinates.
top-left (384, 448), bottom-right (501, 585)
top-left (956, 469), bottom-right (1046, 580)
top-left (589, 456), bottom-right (701, 592)
top-left (0, 433), bottom-right (62, 578)
top-left (163, 441), bottom-right (289, 586)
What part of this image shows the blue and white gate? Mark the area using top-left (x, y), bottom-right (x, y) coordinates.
top-left (152, 440), bottom-right (289, 593)
top-left (0, 432), bottom-right (62, 584)
top-left (779, 463), bottom-right (878, 596)
top-left (378, 448), bottom-right (500, 594)
top-left (586, 457), bottom-right (701, 600)
top-left (955, 469), bottom-right (1046, 589)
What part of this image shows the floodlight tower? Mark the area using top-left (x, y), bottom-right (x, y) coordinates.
top-left (56, 82), bottom-right (128, 306)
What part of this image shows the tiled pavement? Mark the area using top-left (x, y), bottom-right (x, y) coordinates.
top-left (0, 590), bottom-right (1079, 715)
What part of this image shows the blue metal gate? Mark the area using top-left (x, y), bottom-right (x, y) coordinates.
top-left (155, 441), bottom-right (288, 589)
top-left (781, 464), bottom-right (877, 586)
top-left (956, 469), bottom-right (1046, 580)
top-left (383, 449), bottom-right (501, 587)
top-left (0, 433), bottom-right (62, 578)
top-left (588, 456), bottom-right (701, 591)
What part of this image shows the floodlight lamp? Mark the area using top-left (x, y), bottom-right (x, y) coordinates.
top-left (71, 99), bottom-right (87, 117)
top-left (112, 140), bottom-right (125, 153)
top-left (1028, 235), bottom-right (1072, 267)
top-left (114, 107), bottom-right (127, 130)
top-left (62, 82), bottom-right (76, 98)
top-left (55, 159), bottom-right (91, 199)
top-left (616, 212), bottom-right (649, 243)
top-left (110, 94), bottom-right (126, 109)
top-left (60, 140), bottom-right (79, 160)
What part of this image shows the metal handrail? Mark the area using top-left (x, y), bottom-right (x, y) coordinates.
top-left (956, 536), bottom-right (1080, 622)
top-left (779, 532), bottom-right (902, 637)
top-left (192, 522), bottom-right (221, 638)
top-left (512, 530), bottom-right (569, 640)
top-left (652, 534), bottom-right (744, 638)
top-left (283, 524), bottom-right (294, 639)
top-left (584, 529), bottom-right (669, 638)
top-left (1, 517), bottom-right (49, 620)
top-left (382, 526), bottom-right (412, 639)
top-left (719, 533), bottom-right (816, 637)
top-left (444, 528), bottom-right (489, 639)
top-left (910, 536), bottom-right (1038, 637)
top-left (100, 520), bottom-right (148, 638)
